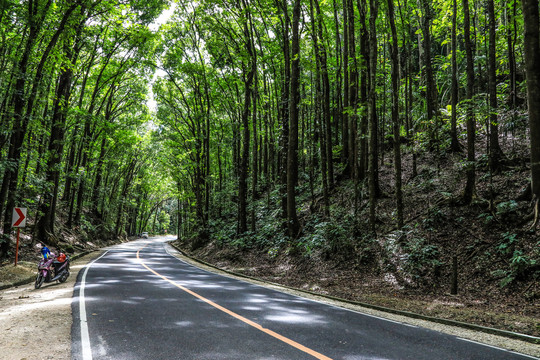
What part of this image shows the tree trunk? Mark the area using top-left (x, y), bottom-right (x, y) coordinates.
top-left (313, 0), bottom-right (333, 190)
top-left (358, 0), bottom-right (368, 182)
top-left (332, 0), bottom-right (342, 154)
top-left (36, 57), bottom-right (75, 240)
top-left (487, 0), bottom-right (503, 171)
top-left (387, 0), bottom-right (403, 229)
top-left (506, 0), bottom-right (517, 115)
top-left (287, 0), bottom-right (301, 239)
top-left (419, 0), bottom-right (437, 151)
top-left (278, 0), bottom-right (290, 222)
top-left (74, 120), bottom-right (92, 226)
top-left (368, 0), bottom-right (378, 233)
top-left (310, 0), bottom-right (331, 217)
top-left (342, 0), bottom-right (350, 172)
top-left (522, 0), bottom-right (540, 227)
top-left (347, 0), bottom-right (358, 184)
top-left (91, 136), bottom-right (107, 216)
top-left (450, 0), bottom-right (460, 152)
top-left (251, 70), bottom-right (258, 232)
top-left (346, 0), bottom-right (360, 212)
top-left (462, 0), bottom-right (476, 203)
top-left (238, 0), bottom-right (256, 234)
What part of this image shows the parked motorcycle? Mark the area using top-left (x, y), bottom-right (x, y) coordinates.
top-left (35, 252), bottom-right (70, 289)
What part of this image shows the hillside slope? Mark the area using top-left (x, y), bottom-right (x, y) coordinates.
top-left (178, 134), bottom-right (540, 337)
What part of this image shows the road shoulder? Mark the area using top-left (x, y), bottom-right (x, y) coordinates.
top-left (0, 252), bottom-right (102, 360)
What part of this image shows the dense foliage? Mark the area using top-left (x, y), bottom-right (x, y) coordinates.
top-left (0, 0), bottom-right (173, 255)
top-left (0, 0), bottom-right (539, 294)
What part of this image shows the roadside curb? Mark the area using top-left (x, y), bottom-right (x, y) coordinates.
top-left (169, 242), bottom-right (540, 345)
top-left (0, 250), bottom-right (96, 291)
top-left (0, 275), bottom-right (36, 291)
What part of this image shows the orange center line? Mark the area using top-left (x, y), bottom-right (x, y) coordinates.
top-left (136, 246), bottom-right (333, 360)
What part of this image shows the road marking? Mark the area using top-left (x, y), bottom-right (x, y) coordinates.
top-left (165, 243), bottom-right (423, 332)
top-left (137, 246), bottom-right (333, 360)
top-left (79, 251), bottom-right (109, 360)
top-left (458, 337), bottom-right (540, 359)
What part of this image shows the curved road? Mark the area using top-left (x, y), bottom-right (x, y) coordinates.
top-left (71, 238), bottom-right (537, 360)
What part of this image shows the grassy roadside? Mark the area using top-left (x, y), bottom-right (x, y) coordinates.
top-left (0, 262), bottom-right (36, 290)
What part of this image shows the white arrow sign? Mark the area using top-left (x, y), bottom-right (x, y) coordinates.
top-left (12, 207), bottom-right (27, 228)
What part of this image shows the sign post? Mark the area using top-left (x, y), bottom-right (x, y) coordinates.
top-left (12, 207), bottom-right (27, 266)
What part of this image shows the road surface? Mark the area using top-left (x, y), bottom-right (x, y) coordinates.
top-left (71, 238), bottom-right (538, 360)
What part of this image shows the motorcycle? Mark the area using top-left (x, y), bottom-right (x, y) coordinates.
top-left (35, 252), bottom-right (70, 289)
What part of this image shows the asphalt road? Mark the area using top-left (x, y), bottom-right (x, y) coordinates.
top-left (71, 238), bottom-right (537, 360)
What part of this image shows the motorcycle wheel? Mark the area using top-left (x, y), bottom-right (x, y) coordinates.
top-left (58, 271), bottom-right (69, 283)
top-left (35, 274), bottom-right (44, 289)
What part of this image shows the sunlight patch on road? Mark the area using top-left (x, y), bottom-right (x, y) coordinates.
top-left (265, 313), bottom-right (325, 324)
top-left (175, 320), bottom-right (194, 327)
top-left (137, 245), bottom-right (334, 360)
top-left (242, 306), bottom-right (263, 311)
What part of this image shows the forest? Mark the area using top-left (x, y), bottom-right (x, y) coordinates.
top-left (0, 0), bottom-right (539, 336)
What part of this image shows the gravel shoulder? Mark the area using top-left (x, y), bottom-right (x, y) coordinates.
top-left (1, 245), bottom-right (538, 360)
top-left (0, 252), bottom-right (101, 360)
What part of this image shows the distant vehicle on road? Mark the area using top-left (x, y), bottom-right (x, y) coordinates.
top-left (141, 232), bottom-right (149, 239)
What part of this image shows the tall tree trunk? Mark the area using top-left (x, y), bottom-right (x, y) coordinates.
top-left (346, 0), bottom-right (360, 212)
top-left (313, 0), bottom-right (333, 190)
top-left (408, 55), bottom-right (418, 178)
top-left (487, 0), bottom-right (503, 171)
top-left (180, 193), bottom-right (184, 239)
top-left (450, 0), bottom-right (460, 152)
top-left (347, 0), bottom-right (358, 183)
top-left (387, 0), bottom-right (403, 229)
top-left (462, 0), bottom-right (476, 203)
top-left (332, 0), bottom-right (343, 152)
top-left (358, 0), bottom-right (368, 182)
top-left (287, 0), bottom-right (301, 239)
top-left (506, 0), bottom-right (517, 115)
top-left (91, 136), bottom-right (107, 217)
top-left (74, 120), bottom-right (91, 226)
top-left (238, 0), bottom-right (256, 234)
top-left (368, 0), bottom-right (378, 233)
top-left (310, 0), bottom-right (330, 217)
top-left (251, 71), bottom-right (258, 232)
top-left (37, 5), bottom-right (86, 239)
top-left (522, 0), bottom-right (540, 227)
top-left (36, 55), bottom-right (75, 240)
top-left (63, 38), bottom-right (98, 204)
top-left (419, 0), bottom-right (437, 151)
top-left (342, 0), bottom-right (350, 172)
top-left (278, 0), bottom-right (290, 222)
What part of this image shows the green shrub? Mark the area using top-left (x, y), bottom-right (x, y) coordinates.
top-left (403, 237), bottom-right (442, 285)
top-left (493, 236), bottom-right (539, 287)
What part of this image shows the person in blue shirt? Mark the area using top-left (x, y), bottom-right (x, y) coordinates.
top-left (40, 245), bottom-right (52, 259)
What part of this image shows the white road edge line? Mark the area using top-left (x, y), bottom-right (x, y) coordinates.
top-left (80, 250), bottom-right (109, 360)
top-left (163, 242), bottom-right (418, 328)
top-left (508, 351), bottom-right (540, 360)
top-left (164, 242), bottom-right (540, 359)
top-left (457, 337), bottom-right (540, 359)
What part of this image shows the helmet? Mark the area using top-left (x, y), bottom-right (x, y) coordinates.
top-left (41, 246), bottom-right (51, 259)
top-left (57, 253), bottom-right (66, 262)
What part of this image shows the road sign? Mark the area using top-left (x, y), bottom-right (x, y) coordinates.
top-left (12, 207), bottom-right (27, 227)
